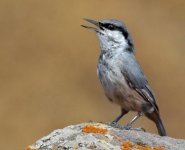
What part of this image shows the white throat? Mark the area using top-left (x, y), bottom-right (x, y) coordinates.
top-left (97, 29), bottom-right (128, 52)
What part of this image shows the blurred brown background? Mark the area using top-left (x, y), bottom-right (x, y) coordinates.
top-left (0, 0), bottom-right (185, 149)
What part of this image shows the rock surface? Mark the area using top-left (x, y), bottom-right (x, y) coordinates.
top-left (26, 122), bottom-right (185, 150)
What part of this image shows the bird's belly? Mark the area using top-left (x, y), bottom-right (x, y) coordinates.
top-left (98, 66), bottom-right (143, 111)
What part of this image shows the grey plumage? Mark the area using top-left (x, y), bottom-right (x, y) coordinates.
top-left (82, 18), bottom-right (166, 136)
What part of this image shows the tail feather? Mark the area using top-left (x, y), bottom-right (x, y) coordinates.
top-left (146, 111), bottom-right (167, 136)
top-left (156, 117), bottom-right (167, 136)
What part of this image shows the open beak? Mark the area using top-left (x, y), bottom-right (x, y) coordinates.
top-left (81, 18), bottom-right (100, 31)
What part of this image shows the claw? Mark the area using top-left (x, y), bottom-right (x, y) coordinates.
top-left (110, 121), bottom-right (117, 126)
top-left (120, 125), bottom-right (145, 132)
top-left (120, 123), bottom-right (132, 130)
top-left (107, 122), bottom-right (121, 128)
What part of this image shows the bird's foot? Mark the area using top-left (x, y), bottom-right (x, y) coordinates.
top-left (107, 122), bottom-right (145, 132)
top-left (110, 121), bottom-right (117, 126)
top-left (120, 123), bottom-right (132, 130)
top-left (119, 124), bottom-right (145, 132)
top-left (107, 121), bottom-right (120, 128)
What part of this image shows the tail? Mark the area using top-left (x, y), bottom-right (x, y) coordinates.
top-left (146, 111), bottom-right (167, 136)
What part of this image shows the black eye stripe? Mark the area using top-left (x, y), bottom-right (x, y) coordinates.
top-left (100, 22), bottom-right (129, 40)
top-left (102, 23), bottom-right (116, 30)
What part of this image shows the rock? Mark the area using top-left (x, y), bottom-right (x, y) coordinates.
top-left (26, 122), bottom-right (185, 150)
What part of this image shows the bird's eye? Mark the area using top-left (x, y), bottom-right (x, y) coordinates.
top-left (107, 24), bottom-right (115, 30)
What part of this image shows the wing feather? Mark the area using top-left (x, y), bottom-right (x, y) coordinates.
top-left (121, 61), bottom-right (159, 112)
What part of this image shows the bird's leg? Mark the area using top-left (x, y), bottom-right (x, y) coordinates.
top-left (110, 109), bottom-right (128, 126)
top-left (111, 113), bottom-right (124, 126)
top-left (122, 112), bottom-right (143, 130)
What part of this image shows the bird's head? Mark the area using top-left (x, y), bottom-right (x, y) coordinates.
top-left (82, 18), bottom-right (134, 52)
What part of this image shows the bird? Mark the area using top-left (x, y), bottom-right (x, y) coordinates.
top-left (81, 18), bottom-right (166, 136)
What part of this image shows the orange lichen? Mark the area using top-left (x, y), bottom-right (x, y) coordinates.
top-left (82, 125), bottom-right (108, 134)
top-left (121, 142), bottom-right (165, 150)
top-left (24, 147), bottom-right (34, 150)
top-left (153, 147), bottom-right (165, 150)
top-left (122, 142), bottom-right (133, 150)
